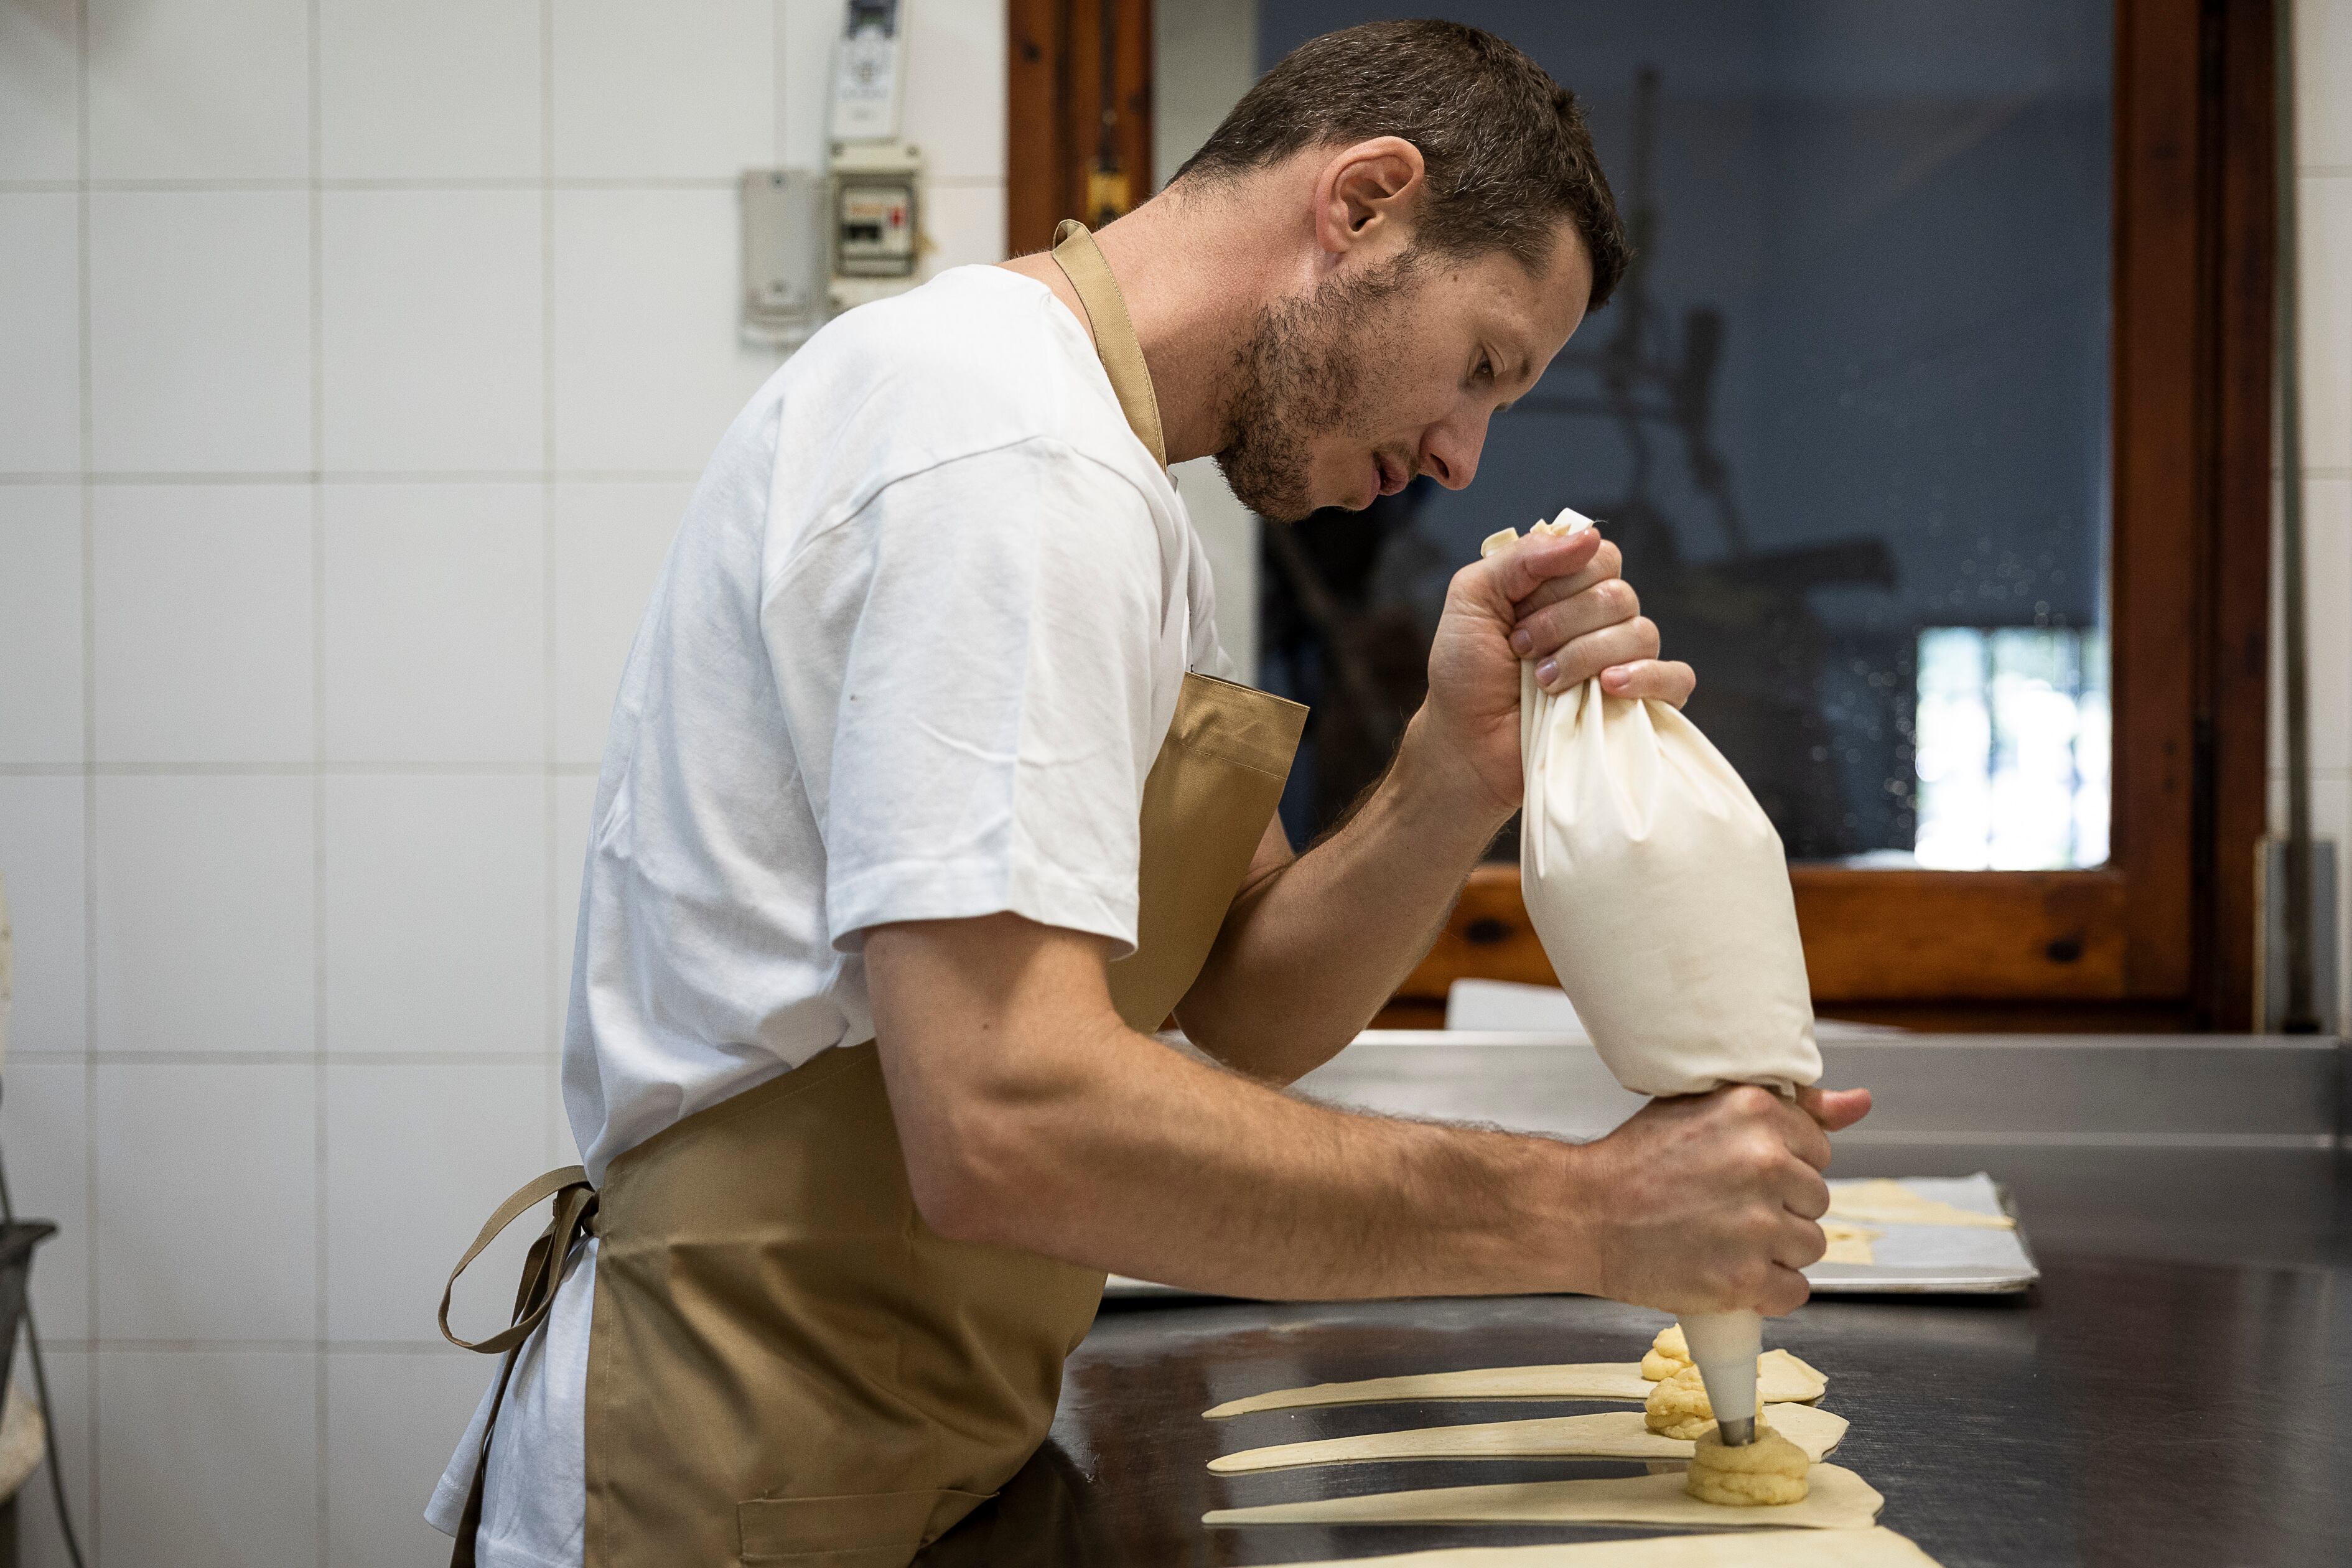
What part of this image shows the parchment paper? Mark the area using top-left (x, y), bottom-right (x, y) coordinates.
top-left (1805, 1174), bottom-right (2041, 1292)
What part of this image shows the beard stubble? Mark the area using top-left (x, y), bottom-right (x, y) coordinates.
top-left (1214, 254), bottom-right (1425, 523)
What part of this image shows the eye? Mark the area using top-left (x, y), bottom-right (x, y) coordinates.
top-left (1476, 354), bottom-right (1496, 384)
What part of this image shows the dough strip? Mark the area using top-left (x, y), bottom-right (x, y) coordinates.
top-left (1208, 1402), bottom-right (1848, 1473)
top-left (1202, 1460), bottom-right (1883, 1531)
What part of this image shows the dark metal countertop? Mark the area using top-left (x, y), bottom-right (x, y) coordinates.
top-left (921, 1142), bottom-right (2351, 1567)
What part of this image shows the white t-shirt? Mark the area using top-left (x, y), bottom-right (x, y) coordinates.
top-left (426, 265), bottom-right (1231, 1568)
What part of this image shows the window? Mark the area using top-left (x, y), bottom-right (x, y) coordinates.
top-left (1261, 2), bottom-right (2116, 873)
top-left (1014, 0), bottom-right (2274, 1027)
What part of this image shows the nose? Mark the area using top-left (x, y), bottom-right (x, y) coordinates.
top-left (1419, 415), bottom-right (1487, 492)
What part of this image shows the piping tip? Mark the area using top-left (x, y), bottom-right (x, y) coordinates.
top-left (1713, 1415), bottom-right (1757, 1447)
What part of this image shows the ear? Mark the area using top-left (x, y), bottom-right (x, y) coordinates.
top-left (1311, 136), bottom-right (1426, 258)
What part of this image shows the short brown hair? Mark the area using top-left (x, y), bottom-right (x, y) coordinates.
top-left (1174, 21), bottom-right (1628, 310)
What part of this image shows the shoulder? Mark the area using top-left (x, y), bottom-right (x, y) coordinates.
top-left (798, 266), bottom-right (1148, 471)
top-left (764, 266), bottom-right (1178, 569)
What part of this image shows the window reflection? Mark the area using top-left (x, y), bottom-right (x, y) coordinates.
top-left (1914, 627), bottom-right (2110, 870)
top-left (1254, 1), bottom-right (2112, 866)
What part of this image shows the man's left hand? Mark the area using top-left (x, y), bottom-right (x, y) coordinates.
top-left (1416, 525), bottom-right (1697, 818)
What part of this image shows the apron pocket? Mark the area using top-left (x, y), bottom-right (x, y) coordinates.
top-left (737, 1488), bottom-right (993, 1566)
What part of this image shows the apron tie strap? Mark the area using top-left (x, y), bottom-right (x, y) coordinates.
top-left (439, 1164), bottom-right (597, 1353)
top-left (1050, 219), bottom-right (1168, 470)
top-left (441, 1165), bottom-right (598, 1568)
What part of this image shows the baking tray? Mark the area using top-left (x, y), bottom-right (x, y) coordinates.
top-left (1104, 1174), bottom-right (2038, 1300)
top-left (1801, 1172), bottom-right (2040, 1295)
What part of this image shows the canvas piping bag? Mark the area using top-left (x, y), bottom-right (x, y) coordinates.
top-left (1482, 507), bottom-right (1822, 1098)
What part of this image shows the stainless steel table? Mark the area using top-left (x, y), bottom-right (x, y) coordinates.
top-left (916, 1041), bottom-right (2350, 1567)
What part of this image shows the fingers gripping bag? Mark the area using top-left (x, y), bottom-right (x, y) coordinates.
top-left (1479, 507), bottom-right (1821, 1099)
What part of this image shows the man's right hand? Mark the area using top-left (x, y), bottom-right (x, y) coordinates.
top-left (1571, 1083), bottom-right (1874, 1317)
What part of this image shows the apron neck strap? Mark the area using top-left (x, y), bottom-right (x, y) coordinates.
top-left (1049, 219), bottom-right (1169, 470)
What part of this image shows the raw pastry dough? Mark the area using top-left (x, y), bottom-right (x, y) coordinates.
top-left (1205, 1351), bottom-right (1824, 1419)
top-left (1819, 1220), bottom-right (1880, 1265)
top-left (1262, 1526), bottom-right (1944, 1567)
top-left (1643, 1352), bottom-right (1826, 1437)
top-left (1206, 1363), bottom-right (1648, 1417)
top-left (1200, 1462), bottom-right (1883, 1531)
top-left (1683, 1417), bottom-right (1810, 1506)
top-left (1206, 1401), bottom-right (1847, 1474)
top-left (1640, 1323), bottom-right (1691, 1380)
top-left (1827, 1178), bottom-right (2015, 1230)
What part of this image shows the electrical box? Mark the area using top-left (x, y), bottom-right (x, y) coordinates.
top-left (742, 0), bottom-right (928, 345)
top-left (830, 141), bottom-right (920, 290)
top-left (832, 0), bottom-right (905, 142)
top-left (835, 180), bottom-right (915, 276)
top-left (828, 0), bottom-right (922, 311)
top-left (740, 169), bottom-right (829, 348)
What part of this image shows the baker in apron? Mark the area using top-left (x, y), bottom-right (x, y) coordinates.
top-left (429, 22), bottom-right (1867, 1568)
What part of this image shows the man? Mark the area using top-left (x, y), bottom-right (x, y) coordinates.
top-left (430, 20), bottom-right (1870, 1568)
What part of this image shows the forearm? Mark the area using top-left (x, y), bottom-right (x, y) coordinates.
top-left (886, 1006), bottom-right (1594, 1300)
top-left (867, 914), bottom-right (1849, 1315)
top-left (1178, 707), bottom-right (1511, 1080)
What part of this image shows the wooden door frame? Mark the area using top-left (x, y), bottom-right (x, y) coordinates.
top-left (1010, 1), bottom-right (2277, 1030)
top-left (1008, 0), bottom-right (1154, 257)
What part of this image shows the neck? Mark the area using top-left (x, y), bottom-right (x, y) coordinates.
top-left (1003, 181), bottom-right (1314, 465)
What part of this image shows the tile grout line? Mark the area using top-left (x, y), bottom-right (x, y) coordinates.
top-left (306, 2), bottom-right (330, 1562)
top-left (543, 0), bottom-right (562, 1167)
top-left (72, 0), bottom-right (101, 1553)
top-left (772, 0), bottom-right (793, 389)
top-left (0, 174), bottom-right (758, 193)
top-left (0, 174), bottom-right (1008, 194)
top-left (12, 1050), bottom-right (553, 1066)
top-left (0, 760), bottom-right (606, 777)
top-left (39, 1338), bottom-right (504, 1356)
top-left (0, 470), bottom-right (706, 485)
top-left (773, 0), bottom-right (789, 170)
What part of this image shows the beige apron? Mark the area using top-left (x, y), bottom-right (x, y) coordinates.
top-left (441, 221), bottom-right (1305, 1568)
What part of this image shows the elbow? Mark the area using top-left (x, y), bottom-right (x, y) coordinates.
top-left (906, 1157), bottom-right (1000, 1245)
top-left (901, 1111), bottom-right (1036, 1248)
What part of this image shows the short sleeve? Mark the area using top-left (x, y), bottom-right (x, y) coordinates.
top-left (768, 439), bottom-right (1173, 955)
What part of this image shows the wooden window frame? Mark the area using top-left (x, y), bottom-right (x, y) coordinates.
top-left (1011, 1), bottom-right (2276, 1031)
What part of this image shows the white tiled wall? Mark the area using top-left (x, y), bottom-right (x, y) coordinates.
top-left (0, 3), bottom-right (1009, 1564)
top-left (2277, 0), bottom-right (2352, 1027)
